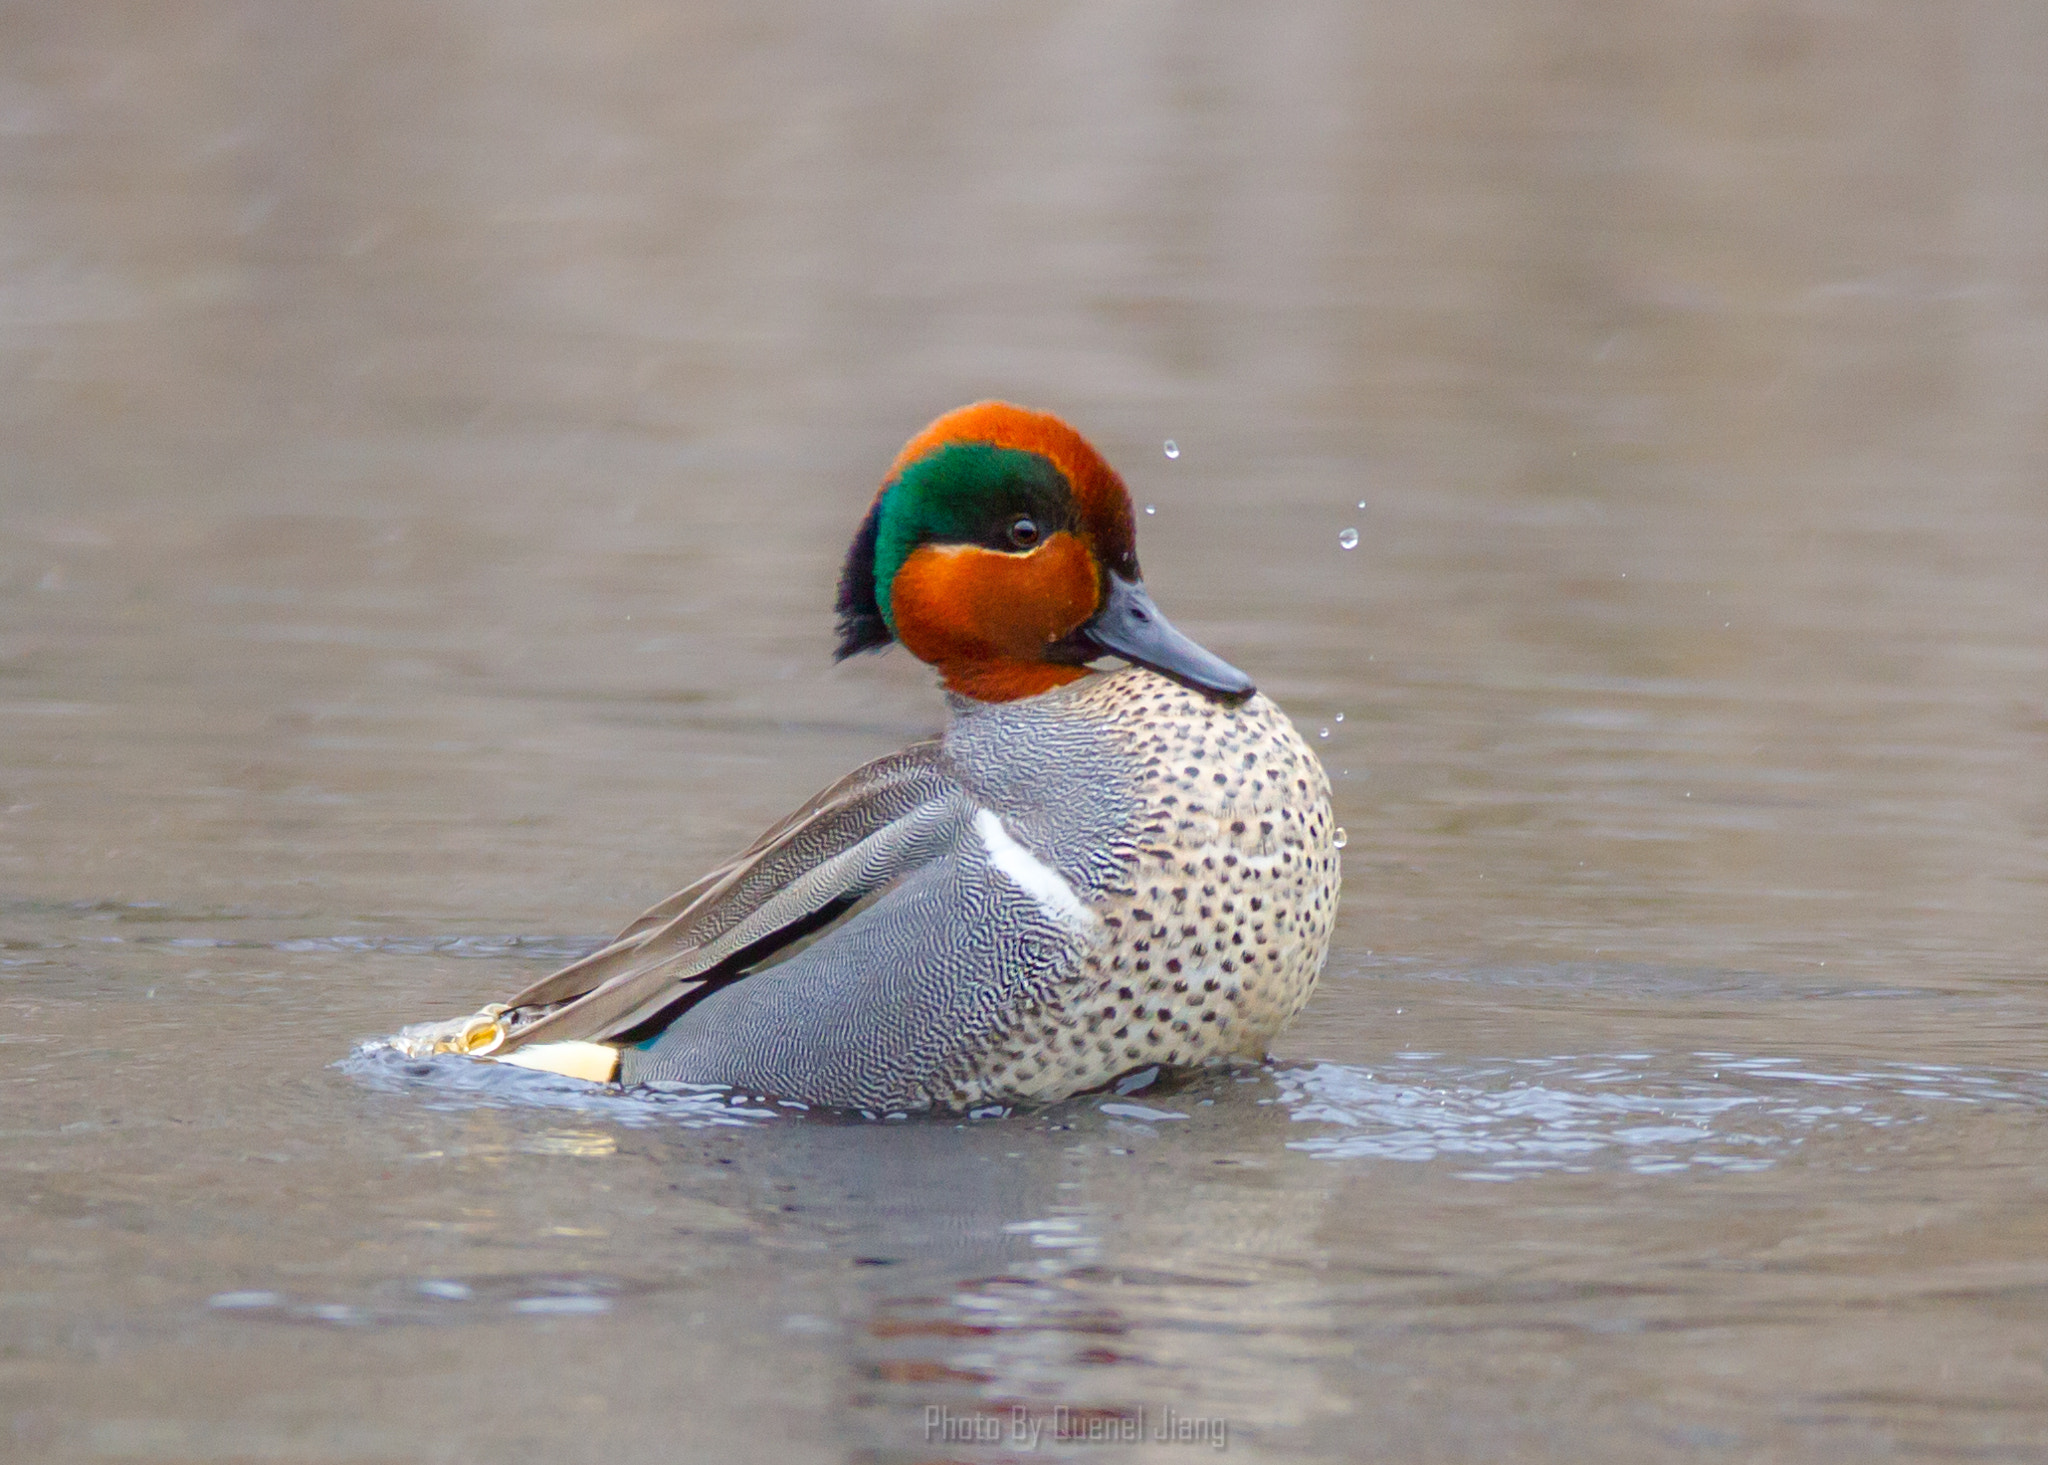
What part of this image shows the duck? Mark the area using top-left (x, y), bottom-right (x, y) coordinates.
top-left (393, 402), bottom-right (1339, 1112)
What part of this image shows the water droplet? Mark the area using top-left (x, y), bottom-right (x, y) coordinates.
top-left (1333, 828), bottom-right (1348, 849)
top-left (1144, 504), bottom-right (1156, 516)
top-left (1333, 712), bottom-right (1344, 723)
top-left (1318, 726), bottom-right (1331, 739)
top-left (1338, 527), bottom-right (1360, 550)
top-left (1162, 439), bottom-right (1179, 459)
top-left (1356, 500), bottom-right (1367, 510)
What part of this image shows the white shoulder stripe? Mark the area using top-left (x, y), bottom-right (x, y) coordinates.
top-left (973, 809), bottom-right (1098, 932)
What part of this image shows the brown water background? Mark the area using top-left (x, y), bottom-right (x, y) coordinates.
top-left (4, 4), bottom-right (2047, 1461)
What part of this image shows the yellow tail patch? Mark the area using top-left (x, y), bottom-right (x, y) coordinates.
top-left (492, 1041), bottom-right (621, 1084)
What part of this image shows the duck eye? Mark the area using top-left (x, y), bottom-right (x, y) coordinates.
top-left (1007, 516), bottom-right (1041, 549)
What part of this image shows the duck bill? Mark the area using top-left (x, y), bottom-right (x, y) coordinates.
top-left (1068, 574), bottom-right (1256, 700)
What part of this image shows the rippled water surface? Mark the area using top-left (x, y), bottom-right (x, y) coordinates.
top-left (6, 4), bottom-right (2048, 1462)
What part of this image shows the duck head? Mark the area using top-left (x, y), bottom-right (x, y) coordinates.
top-left (835, 402), bottom-right (1256, 705)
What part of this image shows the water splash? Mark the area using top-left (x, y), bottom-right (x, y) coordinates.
top-left (339, 1040), bottom-right (782, 1128)
top-left (1271, 1052), bottom-right (2048, 1180)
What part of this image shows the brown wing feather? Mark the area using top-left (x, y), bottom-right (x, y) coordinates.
top-left (494, 738), bottom-right (956, 1052)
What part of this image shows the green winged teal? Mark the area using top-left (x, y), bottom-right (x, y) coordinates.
top-left (397, 402), bottom-right (1339, 1111)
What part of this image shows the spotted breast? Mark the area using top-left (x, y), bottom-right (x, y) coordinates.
top-left (929, 667), bottom-right (1339, 1107)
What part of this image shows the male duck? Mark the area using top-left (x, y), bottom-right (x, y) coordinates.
top-left (398, 402), bottom-right (1339, 1111)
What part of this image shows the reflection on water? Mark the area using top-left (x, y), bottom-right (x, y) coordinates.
top-left (206, 1276), bottom-right (622, 1327)
top-left (6, 0), bottom-right (2048, 1460)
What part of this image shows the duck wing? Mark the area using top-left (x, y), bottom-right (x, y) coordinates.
top-left (493, 737), bottom-right (964, 1052)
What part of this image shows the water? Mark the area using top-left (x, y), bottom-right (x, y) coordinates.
top-left (5, 3), bottom-right (2048, 1461)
